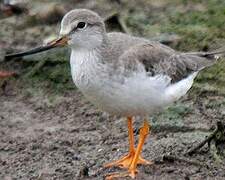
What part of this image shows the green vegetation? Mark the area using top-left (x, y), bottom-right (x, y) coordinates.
top-left (20, 48), bottom-right (75, 93)
top-left (152, 103), bottom-right (192, 127)
top-left (126, 0), bottom-right (225, 50)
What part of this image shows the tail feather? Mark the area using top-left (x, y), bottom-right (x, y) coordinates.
top-left (180, 48), bottom-right (225, 72)
top-left (185, 48), bottom-right (225, 60)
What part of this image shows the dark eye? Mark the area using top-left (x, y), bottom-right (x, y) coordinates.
top-left (77, 22), bottom-right (86, 29)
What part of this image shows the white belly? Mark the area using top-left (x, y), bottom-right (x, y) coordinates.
top-left (70, 49), bottom-right (197, 116)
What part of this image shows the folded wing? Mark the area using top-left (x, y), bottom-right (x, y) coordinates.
top-left (119, 42), bottom-right (224, 83)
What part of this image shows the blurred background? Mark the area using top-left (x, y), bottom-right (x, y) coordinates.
top-left (0, 0), bottom-right (225, 179)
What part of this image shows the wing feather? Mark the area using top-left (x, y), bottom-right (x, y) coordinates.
top-left (118, 42), bottom-right (219, 83)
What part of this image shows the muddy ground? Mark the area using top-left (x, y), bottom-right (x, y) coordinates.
top-left (1, 0), bottom-right (225, 180)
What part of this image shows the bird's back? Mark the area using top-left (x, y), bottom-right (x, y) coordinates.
top-left (104, 32), bottom-right (220, 83)
top-left (103, 32), bottom-right (153, 63)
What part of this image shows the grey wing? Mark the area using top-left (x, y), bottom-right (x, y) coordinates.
top-left (119, 42), bottom-right (219, 83)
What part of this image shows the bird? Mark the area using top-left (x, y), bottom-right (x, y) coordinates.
top-left (5, 9), bottom-right (225, 179)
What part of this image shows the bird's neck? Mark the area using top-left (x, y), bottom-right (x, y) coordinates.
top-left (70, 48), bottom-right (101, 66)
top-left (69, 35), bottom-right (112, 85)
top-left (70, 45), bottom-right (111, 96)
top-left (70, 35), bottom-right (108, 64)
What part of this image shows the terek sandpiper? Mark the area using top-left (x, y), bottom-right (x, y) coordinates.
top-left (5, 9), bottom-right (225, 179)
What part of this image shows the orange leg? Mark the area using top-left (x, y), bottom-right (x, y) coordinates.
top-left (104, 117), bottom-right (135, 168)
top-left (105, 119), bottom-right (152, 179)
top-left (128, 120), bottom-right (150, 178)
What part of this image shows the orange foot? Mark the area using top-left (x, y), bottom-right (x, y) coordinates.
top-left (104, 150), bottom-right (151, 169)
top-left (105, 120), bottom-right (152, 179)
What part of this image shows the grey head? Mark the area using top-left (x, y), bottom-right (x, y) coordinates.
top-left (60, 9), bottom-right (106, 50)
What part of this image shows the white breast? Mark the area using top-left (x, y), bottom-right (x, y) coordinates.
top-left (70, 49), bottom-right (197, 116)
top-left (70, 49), bottom-right (113, 105)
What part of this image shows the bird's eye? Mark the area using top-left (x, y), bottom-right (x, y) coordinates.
top-left (77, 22), bottom-right (87, 29)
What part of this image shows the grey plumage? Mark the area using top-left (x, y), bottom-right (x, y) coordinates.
top-left (100, 32), bottom-right (224, 83)
top-left (60, 9), bottom-right (225, 84)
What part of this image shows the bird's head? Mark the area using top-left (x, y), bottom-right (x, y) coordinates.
top-left (59, 9), bottom-right (106, 50)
